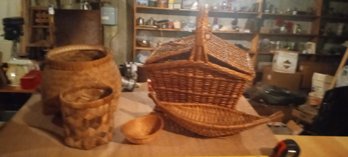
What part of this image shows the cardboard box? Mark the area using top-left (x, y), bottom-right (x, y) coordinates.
top-left (272, 50), bottom-right (299, 74)
top-left (299, 61), bottom-right (336, 89)
top-left (305, 42), bottom-right (316, 54)
top-left (312, 73), bottom-right (334, 97)
top-left (291, 109), bottom-right (314, 124)
top-left (257, 61), bottom-right (272, 72)
top-left (262, 66), bottom-right (302, 91)
top-left (337, 66), bottom-right (348, 87)
top-left (172, 0), bottom-right (182, 9)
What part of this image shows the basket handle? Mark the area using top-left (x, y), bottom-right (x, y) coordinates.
top-left (189, 5), bottom-right (211, 63)
top-left (267, 111), bottom-right (284, 122)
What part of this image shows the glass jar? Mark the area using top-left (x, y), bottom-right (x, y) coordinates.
top-left (157, 0), bottom-right (168, 8)
top-left (148, 0), bottom-right (157, 7)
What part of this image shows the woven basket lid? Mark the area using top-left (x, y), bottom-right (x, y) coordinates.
top-left (146, 7), bottom-right (254, 76)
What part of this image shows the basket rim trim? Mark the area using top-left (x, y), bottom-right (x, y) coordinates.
top-left (121, 114), bottom-right (164, 139)
top-left (145, 35), bottom-right (254, 75)
top-left (149, 93), bottom-right (270, 129)
top-left (160, 103), bottom-right (269, 129)
top-left (46, 45), bottom-right (114, 70)
top-left (143, 60), bottom-right (254, 81)
top-left (60, 84), bottom-right (116, 109)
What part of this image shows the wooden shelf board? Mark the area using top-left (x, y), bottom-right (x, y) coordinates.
top-left (135, 47), bottom-right (155, 51)
top-left (210, 11), bottom-right (258, 15)
top-left (27, 43), bottom-right (51, 47)
top-left (260, 33), bottom-right (318, 38)
top-left (0, 86), bottom-right (36, 93)
top-left (330, 0), bottom-right (348, 3)
top-left (262, 13), bottom-right (318, 21)
top-left (321, 16), bottom-right (348, 22)
top-left (300, 53), bottom-right (341, 57)
top-left (258, 52), bottom-right (275, 55)
top-left (257, 52), bottom-right (341, 57)
top-left (30, 6), bottom-right (48, 10)
top-left (136, 6), bottom-right (190, 11)
top-left (136, 26), bottom-right (187, 32)
top-left (136, 6), bottom-right (258, 17)
top-left (320, 35), bottom-right (348, 40)
top-left (313, 53), bottom-right (342, 57)
top-left (136, 26), bottom-right (255, 35)
top-left (209, 11), bottom-right (258, 18)
top-left (31, 25), bottom-right (49, 28)
top-left (212, 31), bottom-right (255, 35)
top-left (136, 6), bottom-right (197, 15)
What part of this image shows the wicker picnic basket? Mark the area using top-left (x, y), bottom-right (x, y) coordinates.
top-left (42, 45), bottom-right (121, 115)
top-left (60, 84), bottom-right (115, 150)
top-left (150, 93), bottom-right (282, 137)
top-left (144, 7), bottom-right (255, 109)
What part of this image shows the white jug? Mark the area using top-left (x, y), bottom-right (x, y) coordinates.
top-left (6, 58), bottom-right (37, 86)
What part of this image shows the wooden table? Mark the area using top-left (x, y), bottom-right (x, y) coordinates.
top-left (0, 85), bottom-right (36, 93)
top-left (276, 135), bottom-right (348, 157)
top-left (0, 87), bottom-right (278, 157)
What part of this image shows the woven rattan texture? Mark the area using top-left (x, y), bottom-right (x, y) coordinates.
top-left (142, 8), bottom-right (271, 137)
top-left (42, 45), bottom-right (121, 115)
top-left (150, 93), bottom-right (280, 137)
top-left (146, 63), bottom-right (248, 108)
top-left (60, 85), bottom-right (115, 150)
top-left (146, 36), bottom-right (194, 62)
top-left (146, 35), bottom-right (253, 76)
top-left (144, 8), bottom-right (254, 109)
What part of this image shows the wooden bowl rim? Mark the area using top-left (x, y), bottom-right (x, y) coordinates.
top-left (121, 114), bottom-right (164, 140)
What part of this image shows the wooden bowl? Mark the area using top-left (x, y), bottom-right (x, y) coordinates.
top-left (121, 114), bottom-right (164, 144)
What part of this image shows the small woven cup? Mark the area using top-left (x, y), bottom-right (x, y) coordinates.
top-left (59, 84), bottom-right (115, 150)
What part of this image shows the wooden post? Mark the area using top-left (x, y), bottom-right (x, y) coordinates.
top-left (329, 48), bottom-right (348, 89)
top-left (20, 0), bottom-right (31, 56)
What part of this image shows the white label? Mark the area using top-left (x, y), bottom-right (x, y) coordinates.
top-left (48, 7), bottom-right (54, 15)
top-left (102, 16), bottom-right (110, 20)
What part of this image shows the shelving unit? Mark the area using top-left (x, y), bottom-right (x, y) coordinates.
top-left (132, 0), bottom-right (344, 70)
top-left (321, 16), bottom-right (348, 21)
top-left (317, 0), bottom-right (348, 57)
top-left (26, 6), bottom-right (54, 58)
top-left (136, 26), bottom-right (256, 35)
top-left (22, 0), bottom-right (103, 60)
top-left (132, 0), bottom-right (261, 64)
top-left (259, 33), bottom-right (318, 37)
top-left (262, 13), bottom-right (318, 21)
top-left (136, 5), bottom-right (259, 17)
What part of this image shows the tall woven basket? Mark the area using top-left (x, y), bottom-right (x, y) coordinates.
top-left (60, 84), bottom-right (115, 150)
top-left (144, 7), bottom-right (255, 109)
top-left (42, 45), bottom-right (121, 115)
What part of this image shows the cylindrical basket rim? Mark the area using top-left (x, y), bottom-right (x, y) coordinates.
top-left (60, 84), bottom-right (115, 109)
top-left (46, 44), bottom-right (113, 70)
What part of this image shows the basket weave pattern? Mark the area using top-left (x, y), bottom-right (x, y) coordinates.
top-left (42, 45), bottom-right (121, 115)
top-left (147, 65), bottom-right (248, 108)
top-left (143, 7), bottom-right (281, 137)
top-left (150, 93), bottom-right (282, 137)
top-left (60, 85), bottom-right (115, 149)
top-left (144, 8), bottom-right (254, 109)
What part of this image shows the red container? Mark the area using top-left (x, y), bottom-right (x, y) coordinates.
top-left (20, 70), bottom-right (41, 90)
